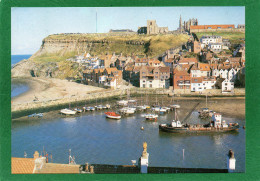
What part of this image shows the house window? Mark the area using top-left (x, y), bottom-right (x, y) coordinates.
top-left (186, 86), bottom-right (190, 89)
top-left (143, 80), bottom-right (145, 83)
top-left (150, 84), bottom-right (152, 88)
top-left (180, 76), bottom-right (183, 79)
top-left (155, 76), bottom-right (158, 78)
top-left (143, 84), bottom-right (145, 88)
top-left (225, 83), bottom-right (228, 86)
top-left (179, 86), bottom-right (183, 89)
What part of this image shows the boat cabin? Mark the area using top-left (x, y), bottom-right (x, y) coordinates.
top-left (212, 113), bottom-right (222, 128)
top-left (171, 120), bottom-right (182, 128)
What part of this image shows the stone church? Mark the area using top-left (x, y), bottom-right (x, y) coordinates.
top-left (138, 20), bottom-right (168, 35)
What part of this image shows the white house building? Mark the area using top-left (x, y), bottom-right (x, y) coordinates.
top-left (208, 43), bottom-right (222, 52)
top-left (222, 78), bottom-right (234, 93)
top-left (200, 35), bottom-right (222, 45)
top-left (191, 76), bottom-right (216, 92)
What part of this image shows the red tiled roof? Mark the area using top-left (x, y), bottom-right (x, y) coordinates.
top-left (12, 158), bottom-right (35, 174)
top-left (190, 24), bottom-right (235, 30)
top-left (159, 67), bottom-right (170, 73)
top-left (198, 63), bottom-right (211, 71)
top-left (179, 58), bottom-right (198, 64)
top-left (165, 58), bottom-right (175, 63)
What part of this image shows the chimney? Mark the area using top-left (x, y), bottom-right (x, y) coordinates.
top-left (139, 142), bottom-right (149, 174)
top-left (85, 162), bottom-right (89, 172)
top-left (227, 149), bottom-right (236, 173)
top-left (33, 151), bottom-right (39, 159)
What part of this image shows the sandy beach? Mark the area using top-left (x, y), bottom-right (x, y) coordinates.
top-left (11, 77), bottom-right (106, 111)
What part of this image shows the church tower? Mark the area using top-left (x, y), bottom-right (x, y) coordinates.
top-left (179, 15), bottom-right (183, 32)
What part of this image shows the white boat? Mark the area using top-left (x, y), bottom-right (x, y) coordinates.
top-left (74, 108), bottom-right (83, 113)
top-left (60, 108), bottom-right (77, 115)
top-left (128, 99), bottom-right (137, 103)
top-left (144, 114), bottom-right (158, 120)
top-left (96, 105), bottom-right (103, 110)
top-left (89, 107), bottom-right (95, 111)
top-left (117, 100), bottom-right (128, 106)
top-left (83, 106), bottom-right (91, 111)
top-left (136, 105), bottom-right (147, 110)
top-left (159, 107), bottom-right (167, 113)
top-left (119, 107), bottom-right (135, 114)
top-left (170, 104), bottom-right (180, 109)
top-left (105, 104), bottom-right (111, 109)
top-left (152, 106), bottom-right (161, 112)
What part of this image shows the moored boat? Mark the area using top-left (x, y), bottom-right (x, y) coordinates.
top-left (117, 100), bottom-right (128, 106)
top-left (105, 112), bottom-right (121, 119)
top-left (89, 107), bottom-right (95, 111)
top-left (60, 108), bottom-right (77, 115)
top-left (159, 111), bottom-right (239, 133)
top-left (170, 104), bottom-right (180, 109)
top-left (74, 108), bottom-right (83, 113)
top-left (144, 114), bottom-right (158, 121)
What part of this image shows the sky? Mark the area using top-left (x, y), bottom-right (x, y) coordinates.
top-left (11, 7), bottom-right (245, 55)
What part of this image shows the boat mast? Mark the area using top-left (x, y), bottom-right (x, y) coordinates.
top-left (206, 92), bottom-right (208, 108)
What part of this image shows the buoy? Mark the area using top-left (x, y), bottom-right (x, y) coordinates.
top-left (243, 125), bottom-right (245, 129)
top-left (141, 127), bottom-right (144, 130)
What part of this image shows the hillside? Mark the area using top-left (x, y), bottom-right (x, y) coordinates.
top-left (12, 33), bottom-right (189, 78)
top-left (32, 33), bottom-right (190, 62)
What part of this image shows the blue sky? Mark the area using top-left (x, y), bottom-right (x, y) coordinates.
top-left (11, 7), bottom-right (245, 55)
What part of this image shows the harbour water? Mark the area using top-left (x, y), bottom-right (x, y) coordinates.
top-left (11, 106), bottom-right (245, 172)
top-left (11, 55), bottom-right (32, 98)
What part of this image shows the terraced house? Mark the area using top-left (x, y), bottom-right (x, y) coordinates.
top-left (83, 67), bottom-right (122, 88)
top-left (139, 66), bottom-right (170, 88)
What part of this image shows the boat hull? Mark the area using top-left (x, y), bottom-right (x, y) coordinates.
top-left (105, 112), bottom-right (121, 119)
top-left (159, 125), bottom-right (240, 133)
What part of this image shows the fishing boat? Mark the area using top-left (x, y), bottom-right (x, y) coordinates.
top-left (144, 114), bottom-right (158, 121)
top-left (60, 108), bottom-right (77, 115)
top-left (159, 110), bottom-right (239, 133)
top-left (105, 112), bottom-right (121, 119)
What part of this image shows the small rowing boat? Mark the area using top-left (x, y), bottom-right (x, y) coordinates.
top-left (105, 112), bottom-right (121, 119)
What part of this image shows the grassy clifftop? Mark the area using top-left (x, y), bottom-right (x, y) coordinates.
top-left (196, 31), bottom-right (245, 44)
top-left (32, 33), bottom-right (189, 63)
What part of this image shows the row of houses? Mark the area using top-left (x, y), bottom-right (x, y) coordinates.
top-left (82, 67), bottom-right (123, 88)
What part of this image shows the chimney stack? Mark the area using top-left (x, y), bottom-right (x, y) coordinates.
top-left (33, 151), bottom-right (39, 159)
top-left (227, 149), bottom-right (236, 172)
top-left (139, 142), bottom-right (149, 174)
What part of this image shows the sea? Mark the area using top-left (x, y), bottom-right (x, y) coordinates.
top-left (11, 55), bottom-right (32, 98)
